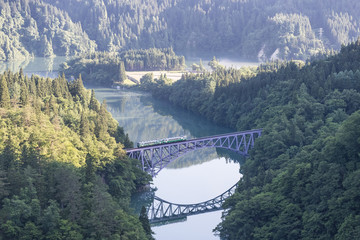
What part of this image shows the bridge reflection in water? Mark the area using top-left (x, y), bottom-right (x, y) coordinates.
top-left (148, 182), bottom-right (238, 226)
top-left (129, 130), bottom-right (262, 225)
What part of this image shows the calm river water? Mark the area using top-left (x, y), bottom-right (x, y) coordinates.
top-left (1, 56), bottom-right (255, 240)
top-left (94, 89), bottom-right (243, 240)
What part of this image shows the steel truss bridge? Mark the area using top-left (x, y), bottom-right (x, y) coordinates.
top-left (126, 129), bottom-right (262, 177)
top-left (148, 183), bottom-right (238, 225)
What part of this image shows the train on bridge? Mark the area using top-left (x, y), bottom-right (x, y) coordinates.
top-left (128, 129), bottom-right (262, 177)
top-left (137, 136), bottom-right (187, 148)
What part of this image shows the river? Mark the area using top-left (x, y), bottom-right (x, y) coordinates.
top-left (1, 56), bottom-right (254, 240)
top-left (94, 88), bottom-right (243, 240)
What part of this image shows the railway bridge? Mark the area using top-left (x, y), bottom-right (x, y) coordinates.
top-left (126, 129), bottom-right (262, 177)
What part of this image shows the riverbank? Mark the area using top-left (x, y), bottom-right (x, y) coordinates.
top-left (93, 88), bottom-right (241, 240)
top-left (140, 41), bottom-right (360, 240)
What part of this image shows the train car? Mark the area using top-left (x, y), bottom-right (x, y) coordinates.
top-left (137, 136), bottom-right (187, 148)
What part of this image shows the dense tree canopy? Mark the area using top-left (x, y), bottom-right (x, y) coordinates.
top-left (44, 0), bottom-right (360, 60)
top-left (1, 0), bottom-right (360, 61)
top-left (0, 70), bottom-right (153, 239)
top-left (0, 0), bottom-right (96, 61)
top-left (120, 48), bottom-right (185, 71)
top-left (60, 52), bottom-right (125, 87)
top-left (144, 39), bottom-right (360, 239)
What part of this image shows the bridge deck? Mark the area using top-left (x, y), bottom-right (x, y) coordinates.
top-left (126, 129), bottom-right (262, 177)
top-left (125, 129), bottom-right (262, 152)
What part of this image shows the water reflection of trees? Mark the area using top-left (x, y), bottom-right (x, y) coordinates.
top-left (44, 57), bottom-right (54, 72)
top-left (98, 90), bottom-right (189, 143)
top-left (141, 96), bottom-right (234, 138)
top-left (95, 88), bottom-right (240, 169)
top-left (0, 56), bottom-right (67, 77)
top-left (0, 58), bottom-right (31, 73)
top-left (216, 148), bottom-right (246, 165)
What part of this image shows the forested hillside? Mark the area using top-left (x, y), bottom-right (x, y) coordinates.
top-left (1, 0), bottom-right (360, 61)
top-left (0, 0), bottom-right (96, 61)
top-left (36, 0), bottom-right (360, 60)
top-left (0, 71), bottom-right (153, 239)
top-left (144, 40), bottom-right (360, 239)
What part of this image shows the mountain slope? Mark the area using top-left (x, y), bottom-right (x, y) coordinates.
top-left (144, 39), bottom-right (360, 239)
top-left (0, 0), bottom-right (96, 61)
top-left (1, 0), bottom-right (360, 61)
top-left (45, 0), bottom-right (360, 60)
top-left (0, 71), bottom-right (153, 239)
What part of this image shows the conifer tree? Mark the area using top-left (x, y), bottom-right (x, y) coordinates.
top-left (95, 101), bottom-right (108, 141)
top-left (80, 112), bottom-right (90, 137)
top-left (29, 76), bottom-right (37, 96)
top-left (52, 79), bottom-right (61, 97)
top-left (21, 145), bottom-right (39, 169)
top-left (71, 74), bottom-right (85, 100)
top-left (20, 80), bottom-right (28, 106)
top-left (89, 89), bottom-right (99, 112)
top-left (0, 75), bottom-right (10, 108)
top-left (0, 137), bottom-right (17, 171)
top-left (85, 153), bottom-right (96, 183)
top-left (49, 95), bottom-right (58, 115)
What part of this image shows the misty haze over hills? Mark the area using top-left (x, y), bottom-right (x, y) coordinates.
top-left (0, 0), bottom-right (359, 61)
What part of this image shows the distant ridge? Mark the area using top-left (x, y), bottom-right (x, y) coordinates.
top-left (1, 0), bottom-right (359, 61)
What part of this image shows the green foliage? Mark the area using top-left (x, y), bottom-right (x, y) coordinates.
top-left (208, 56), bottom-right (224, 71)
top-left (0, 75), bottom-right (10, 108)
top-left (140, 73), bottom-right (154, 86)
top-left (139, 73), bottom-right (173, 95)
top-left (146, 40), bottom-right (360, 239)
top-left (60, 52), bottom-right (124, 87)
top-left (265, 13), bottom-right (324, 60)
top-left (191, 59), bottom-right (206, 72)
top-left (2, 0), bottom-right (360, 60)
top-left (120, 48), bottom-right (185, 71)
top-left (0, 0), bottom-right (96, 61)
top-left (139, 206), bottom-right (155, 240)
top-left (44, 0), bottom-right (360, 60)
top-left (0, 70), bottom-right (152, 239)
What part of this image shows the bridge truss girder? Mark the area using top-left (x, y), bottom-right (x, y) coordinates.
top-left (126, 129), bottom-right (262, 177)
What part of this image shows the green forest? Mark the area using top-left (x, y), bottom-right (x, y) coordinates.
top-left (0, 71), bottom-right (153, 239)
top-left (60, 48), bottom-right (185, 86)
top-left (143, 40), bottom-right (360, 239)
top-left (60, 52), bottom-right (126, 87)
top-left (1, 0), bottom-right (360, 61)
top-left (119, 48), bottom-right (185, 71)
top-left (1, 0), bottom-right (360, 239)
top-left (0, 0), bottom-right (96, 61)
